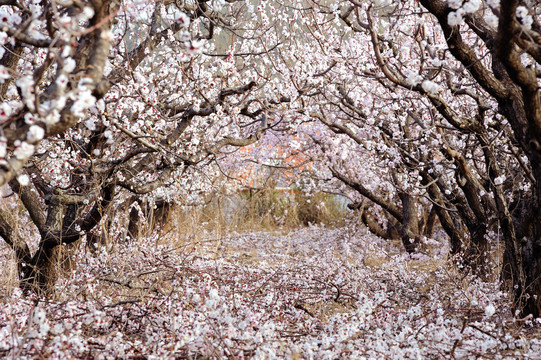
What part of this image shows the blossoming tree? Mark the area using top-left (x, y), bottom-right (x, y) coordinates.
top-left (364, 0), bottom-right (541, 317)
top-left (269, 0), bottom-right (541, 316)
top-left (0, 0), bottom-right (296, 295)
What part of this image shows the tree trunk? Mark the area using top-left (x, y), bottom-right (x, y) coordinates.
top-left (399, 193), bottom-right (420, 253)
top-left (128, 198), bottom-right (142, 240)
top-left (21, 200), bottom-right (66, 296)
top-left (502, 162), bottom-right (541, 317)
top-left (520, 219), bottom-right (541, 317)
top-left (464, 224), bottom-right (489, 279)
top-left (127, 197), bottom-right (173, 239)
top-left (423, 205), bottom-right (437, 237)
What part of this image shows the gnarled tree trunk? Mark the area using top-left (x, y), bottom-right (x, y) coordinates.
top-left (21, 199), bottom-right (65, 296)
top-left (398, 192), bottom-right (421, 253)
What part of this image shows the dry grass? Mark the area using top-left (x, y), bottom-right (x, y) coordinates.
top-left (153, 190), bottom-right (347, 248)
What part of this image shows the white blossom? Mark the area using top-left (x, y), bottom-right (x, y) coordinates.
top-left (81, 6), bottom-right (95, 20)
top-left (85, 118), bottom-right (96, 131)
top-left (0, 65), bottom-right (9, 82)
top-left (406, 72), bottom-right (423, 87)
top-left (462, 0), bottom-right (481, 13)
top-left (51, 323), bottom-right (64, 335)
top-left (176, 12), bottom-right (190, 27)
top-left (15, 76), bottom-right (35, 110)
top-left (448, 0), bottom-right (462, 9)
top-left (56, 74), bottom-right (69, 89)
top-left (485, 303), bottom-right (496, 317)
top-left (447, 11), bottom-right (464, 26)
top-left (14, 141), bottom-right (35, 160)
top-left (95, 99), bottom-right (105, 112)
top-left (71, 88), bottom-right (97, 118)
top-left (100, 30), bottom-right (113, 42)
top-left (494, 175), bottom-right (505, 186)
top-left (24, 112), bottom-right (37, 124)
top-left (487, 0), bottom-right (500, 8)
top-left (516, 7), bottom-right (533, 29)
top-left (0, 102), bottom-right (11, 121)
top-left (516, 6), bottom-right (528, 19)
top-left (185, 40), bottom-right (205, 55)
top-left (485, 14), bottom-right (498, 28)
top-left (27, 125), bottom-right (45, 142)
top-left (62, 45), bottom-right (71, 58)
top-left (421, 80), bottom-right (441, 95)
top-left (0, 10), bottom-right (21, 26)
top-left (44, 109), bottom-right (61, 125)
top-left (17, 174), bottom-right (30, 186)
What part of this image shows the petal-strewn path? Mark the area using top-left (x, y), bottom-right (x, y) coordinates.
top-left (1, 225), bottom-right (540, 359)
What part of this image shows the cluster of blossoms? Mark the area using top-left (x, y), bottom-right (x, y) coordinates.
top-left (447, 0), bottom-right (533, 30)
top-left (447, 0), bottom-right (483, 26)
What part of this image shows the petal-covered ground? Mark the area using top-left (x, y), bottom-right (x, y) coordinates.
top-left (1, 225), bottom-right (541, 359)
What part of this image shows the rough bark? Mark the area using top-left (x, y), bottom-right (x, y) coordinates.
top-left (127, 198), bottom-right (142, 240)
top-left (423, 206), bottom-right (437, 238)
top-left (21, 199), bottom-right (65, 296)
top-left (398, 192), bottom-right (421, 253)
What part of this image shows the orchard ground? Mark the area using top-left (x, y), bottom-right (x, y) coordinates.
top-left (1, 217), bottom-right (541, 359)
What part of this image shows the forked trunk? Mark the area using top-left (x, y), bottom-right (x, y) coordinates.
top-left (20, 201), bottom-right (66, 296)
